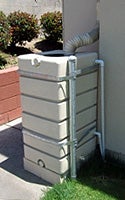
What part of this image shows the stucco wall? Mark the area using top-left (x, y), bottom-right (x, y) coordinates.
top-left (100, 0), bottom-right (125, 156)
top-left (0, 0), bottom-right (62, 18)
top-left (63, 0), bottom-right (98, 52)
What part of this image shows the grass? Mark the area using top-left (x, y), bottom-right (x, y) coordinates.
top-left (42, 179), bottom-right (118, 200)
top-left (41, 155), bottom-right (125, 200)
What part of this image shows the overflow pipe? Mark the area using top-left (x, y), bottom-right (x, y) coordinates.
top-left (95, 59), bottom-right (105, 159)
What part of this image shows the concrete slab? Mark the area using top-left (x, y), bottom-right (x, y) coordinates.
top-left (0, 118), bottom-right (49, 200)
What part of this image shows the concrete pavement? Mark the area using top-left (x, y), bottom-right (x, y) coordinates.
top-left (0, 118), bottom-right (49, 200)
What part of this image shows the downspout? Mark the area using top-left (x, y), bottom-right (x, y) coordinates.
top-left (64, 26), bottom-right (99, 54)
top-left (63, 27), bottom-right (105, 159)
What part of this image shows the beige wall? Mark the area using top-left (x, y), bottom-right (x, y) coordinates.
top-left (100, 0), bottom-right (125, 155)
top-left (63, 0), bottom-right (98, 52)
top-left (63, 0), bottom-right (125, 159)
top-left (0, 0), bottom-right (62, 18)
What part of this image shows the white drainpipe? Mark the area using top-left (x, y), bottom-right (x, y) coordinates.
top-left (94, 59), bottom-right (105, 159)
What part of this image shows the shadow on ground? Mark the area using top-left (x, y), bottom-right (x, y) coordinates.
top-left (5, 46), bottom-right (33, 56)
top-left (3, 39), bottom-right (63, 56)
top-left (0, 123), bottom-right (49, 186)
top-left (77, 154), bottom-right (125, 200)
top-left (35, 39), bottom-right (63, 52)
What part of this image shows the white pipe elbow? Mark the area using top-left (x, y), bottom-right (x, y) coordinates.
top-left (95, 59), bottom-right (104, 68)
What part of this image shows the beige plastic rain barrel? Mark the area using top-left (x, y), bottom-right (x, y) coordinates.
top-left (18, 52), bottom-right (98, 184)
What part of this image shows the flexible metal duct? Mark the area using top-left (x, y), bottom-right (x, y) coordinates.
top-left (64, 27), bottom-right (99, 54)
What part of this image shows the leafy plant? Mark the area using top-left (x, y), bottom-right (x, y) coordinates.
top-left (40, 11), bottom-right (62, 42)
top-left (0, 11), bottom-right (11, 50)
top-left (0, 54), bottom-right (7, 69)
top-left (7, 11), bottom-right (40, 47)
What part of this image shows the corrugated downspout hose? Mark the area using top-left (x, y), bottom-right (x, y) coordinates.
top-left (64, 27), bottom-right (99, 54)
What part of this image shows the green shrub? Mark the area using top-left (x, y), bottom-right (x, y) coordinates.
top-left (0, 55), bottom-right (7, 69)
top-left (40, 11), bottom-right (62, 42)
top-left (7, 11), bottom-right (39, 46)
top-left (0, 11), bottom-right (11, 50)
